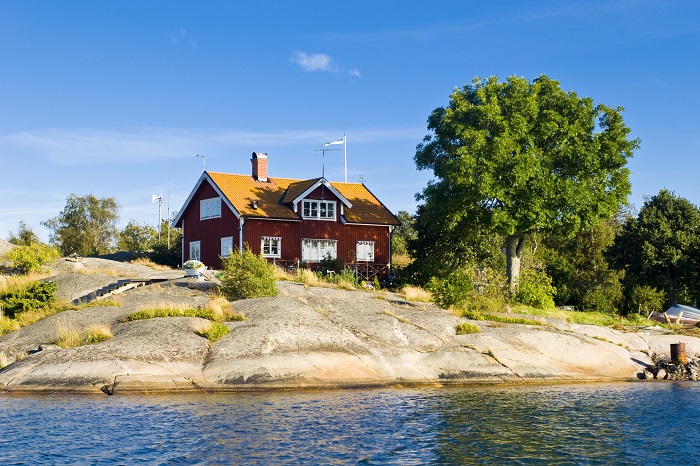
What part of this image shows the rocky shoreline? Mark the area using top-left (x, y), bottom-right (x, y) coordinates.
top-left (2, 258), bottom-right (700, 395)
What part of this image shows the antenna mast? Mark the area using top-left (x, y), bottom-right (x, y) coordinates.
top-left (315, 146), bottom-right (340, 179)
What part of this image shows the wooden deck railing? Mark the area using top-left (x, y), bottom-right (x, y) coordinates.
top-left (266, 258), bottom-right (391, 282)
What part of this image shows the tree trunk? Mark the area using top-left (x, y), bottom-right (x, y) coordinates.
top-left (505, 235), bottom-right (525, 294)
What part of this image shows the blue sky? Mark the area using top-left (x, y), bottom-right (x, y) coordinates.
top-left (2, 1), bottom-right (699, 242)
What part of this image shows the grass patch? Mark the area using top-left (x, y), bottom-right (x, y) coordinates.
top-left (0, 316), bottom-right (20, 335)
top-left (55, 320), bottom-right (114, 348)
top-left (127, 298), bottom-right (245, 323)
top-left (507, 305), bottom-right (653, 327)
top-left (84, 323), bottom-right (113, 343)
top-left (400, 286), bottom-right (432, 303)
top-left (461, 310), bottom-right (543, 326)
top-left (0, 352), bottom-right (8, 369)
top-left (128, 305), bottom-right (215, 321)
top-left (204, 296), bottom-right (246, 322)
top-left (193, 321), bottom-right (229, 342)
top-left (273, 265), bottom-right (296, 281)
top-left (296, 268), bottom-right (322, 286)
top-left (0, 273), bottom-right (48, 294)
top-left (130, 257), bottom-right (173, 271)
top-left (456, 322), bottom-right (480, 335)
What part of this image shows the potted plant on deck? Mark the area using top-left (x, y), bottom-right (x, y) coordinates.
top-left (183, 260), bottom-right (206, 277)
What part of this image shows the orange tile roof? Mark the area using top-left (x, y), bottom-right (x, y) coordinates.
top-left (331, 182), bottom-right (400, 225)
top-left (279, 178), bottom-right (321, 205)
top-left (206, 171), bottom-right (399, 225)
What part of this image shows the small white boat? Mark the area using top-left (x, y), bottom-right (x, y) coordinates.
top-left (651, 304), bottom-right (700, 325)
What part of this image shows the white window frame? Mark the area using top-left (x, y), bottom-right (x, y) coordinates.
top-left (302, 239), bottom-right (337, 262)
top-left (301, 199), bottom-right (336, 220)
top-left (189, 241), bottom-right (201, 261)
top-left (221, 236), bottom-right (234, 258)
top-left (200, 197), bottom-right (222, 220)
top-left (356, 241), bottom-right (375, 262)
top-left (261, 236), bottom-right (281, 258)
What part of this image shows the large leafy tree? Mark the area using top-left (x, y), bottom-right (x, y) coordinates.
top-left (118, 220), bottom-right (158, 252)
top-left (608, 189), bottom-right (700, 306)
top-left (415, 75), bottom-right (639, 291)
top-left (42, 194), bottom-right (120, 256)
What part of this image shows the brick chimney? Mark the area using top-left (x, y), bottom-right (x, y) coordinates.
top-left (251, 152), bottom-right (268, 182)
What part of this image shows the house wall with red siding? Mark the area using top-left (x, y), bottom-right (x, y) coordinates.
top-left (181, 181), bottom-right (239, 269)
top-left (243, 218), bottom-right (390, 265)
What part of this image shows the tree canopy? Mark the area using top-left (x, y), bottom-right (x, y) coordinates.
top-left (42, 194), bottom-right (120, 256)
top-left (7, 221), bottom-right (40, 246)
top-left (608, 189), bottom-right (700, 306)
top-left (118, 220), bottom-right (158, 252)
top-left (414, 75), bottom-right (639, 291)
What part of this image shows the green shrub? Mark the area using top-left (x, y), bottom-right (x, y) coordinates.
top-left (427, 270), bottom-right (473, 309)
top-left (219, 248), bottom-right (278, 300)
top-left (456, 322), bottom-right (480, 334)
top-left (319, 253), bottom-right (344, 274)
top-left (514, 268), bottom-right (556, 309)
top-left (5, 243), bottom-right (60, 273)
top-left (0, 280), bottom-right (57, 318)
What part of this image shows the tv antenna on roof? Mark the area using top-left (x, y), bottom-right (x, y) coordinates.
top-left (196, 153), bottom-right (205, 169)
top-left (315, 146), bottom-right (340, 179)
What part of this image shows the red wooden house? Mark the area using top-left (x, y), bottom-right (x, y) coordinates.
top-left (173, 152), bottom-right (400, 279)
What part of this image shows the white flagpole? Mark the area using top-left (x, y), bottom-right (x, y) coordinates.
top-left (343, 133), bottom-right (347, 182)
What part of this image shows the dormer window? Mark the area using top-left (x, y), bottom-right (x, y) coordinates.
top-left (302, 199), bottom-right (335, 220)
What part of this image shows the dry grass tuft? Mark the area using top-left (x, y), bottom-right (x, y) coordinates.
top-left (401, 286), bottom-right (433, 303)
top-left (14, 305), bottom-right (65, 328)
top-left (84, 323), bottom-right (113, 343)
top-left (77, 266), bottom-right (136, 278)
top-left (296, 268), bottom-right (321, 286)
top-left (204, 296), bottom-right (246, 322)
top-left (130, 257), bottom-right (173, 271)
top-left (273, 265), bottom-right (296, 281)
top-left (55, 319), bottom-right (114, 348)
top-left (0, 273), bottom-right (47, 295)
top-left (0, 316), bottom-right (20, 335)
top-left (55, 319), bottom-right (84, 348)
top-left (0, 352), bottom-right (8, 369)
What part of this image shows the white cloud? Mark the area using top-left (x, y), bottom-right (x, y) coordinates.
top-left (291, 51), bottom-right (360, 77)
top-left (292, 51), bottom-right (337, 72)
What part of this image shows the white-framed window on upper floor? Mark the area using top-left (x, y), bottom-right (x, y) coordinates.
top-left (302, 199), bottom-right (335, 220)
top-left (261, 236), bottom-right (281, 258)
top-left (302, 239), bottom-right (337, 262)
top-left (356, 241), bottom-right (375, 262)
top-left (200, 197), bottom-right (222, 220)
top-left (221, 236), bottom-right (233, 258)
top-left (189, 241), bottom-right (201, 261)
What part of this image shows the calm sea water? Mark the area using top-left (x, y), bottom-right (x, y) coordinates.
top-left (1, 383), bottom-right (699, 465)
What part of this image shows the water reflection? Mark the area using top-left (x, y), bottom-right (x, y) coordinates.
top-left (1, 383), bottom-right (699, 464)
